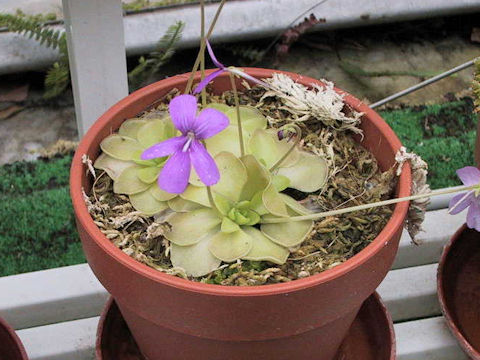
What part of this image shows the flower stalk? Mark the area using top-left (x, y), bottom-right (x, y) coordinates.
top-left (199, 0), bottom-right (207, 106)
top-left (261, 184), bottom-right (479, 223)
top-left (229, 72), bottom-right (246, 157)
top-left (185, 0), bottom-right (226, 94)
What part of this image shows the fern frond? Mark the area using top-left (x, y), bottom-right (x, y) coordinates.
top-left (473, 58), bottom-right (480, 113)
top-left (0, 13), bottom-right (64, 50)
top-left (44, 62), bottom-right (70, 99)
top-left (128, 21), bottom-right (184, 90)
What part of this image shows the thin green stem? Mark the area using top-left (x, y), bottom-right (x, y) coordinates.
top-left (184, 0), bottom-right (226, 94)
top-left (229, 72), bottom-right (245, 157)
top-left (200, 0), bottom-right (207, 106)
top-left (261, 185), bottom-right (477, 223)
top-left (269, 124), bottom-right (302, 172)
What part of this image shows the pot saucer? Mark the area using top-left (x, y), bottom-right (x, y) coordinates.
top-left (438, 224), bottom-right (480, 360)
top-left (96, 292), bottom-right (395, 360)
top-left (0, 317), bottom-right (28, 360)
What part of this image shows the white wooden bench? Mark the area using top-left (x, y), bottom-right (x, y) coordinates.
top-left (0, 205), bottom-right (470, 360)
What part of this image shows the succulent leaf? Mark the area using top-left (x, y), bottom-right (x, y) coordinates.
top-left (170, 236), bottom-right (222, 277)
top-left (114, 166), bottom-right (151, 195)
top-left (224, 106), bottom-right (267, 134)
top-left (137, 119), bottom-right (175, 148)
top-left (249, 129), bottom-right (300, 169)
top-left (181, 185), bottom-right (210, 207)
top-left (208, 228), bottom-right (253, 262)
top-left (242, 227), bottom-right (289, 264)
top-left (168, 197), bottom-right (203, 212)
top-left (262, 182), bottom-right (289, 217)
top-left (137, 166), bottom-right (161, 184)
top-left (100, 134), bottom-right (143, 161)
top-left (94, 153), bottom-right (134, 180)
top-left (165, 208), bottom-right (221, 246)
top-left (221, 217), bottom-right (241, 233)
top-left (211, 152), bottom-right (248, 202)
top-left (273, 175), bottom-right (290, 192)
top-left (118, 118), bottom-right (148, 139)
top-left (239, 154), bottom-right (270, 201)
top-left (205, 126), bottom-right (243, 157)
top-left (261, 219), bottom-right (313, 247)
top-left (277, 151), bottom-right (328, 192)
top-left (129, 189), bottom-right (169, 215)
top-left (150, 184), bottom-right (177, 201)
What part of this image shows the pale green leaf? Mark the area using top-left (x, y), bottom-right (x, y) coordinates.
top-left (225, 106), bottom-right (267, 134)
top-left (262, 182), bottom-right (289, 217)
top-left (280, 194), bottom-right (312, 215)
top-left (100, 134), bottom-right (143, 161)
top-left (118, 118), bottom-right (147, 140)
top-left (208, 228), bottom-right (253, 262)
top-left (242, 227), bottom-right (289, 264)
top-left (136, 120), bottom-right (170, 148)
top-left (221, 217), bottom-right (240, 233)
top-left (205, 103), bottom-right (231, 113)
top-left (136, 166), bottom-right (160, 184)
top-left (129, 190), bottom-right (168, 216)
top-left (261, 219), bottom-right (313, 247)
top-left (181, 185), bottom-right (210, 207)
top-left (114, 166), bottom-right (151, 195)
top-left (170, 236), bottom-right (222, 277)
top-left (277, 151), bottom-right (328, 192)
top-left (205, 126), bottom-right (242, 158)
top-left (149, 184), bottom-right (176, 201)
top-left (167, 197), bottom-right (203, 212)
top-left (249, 129), bottom-right (300, 169)
top-left (94, 153), bottom-right (134, 180)
top-left (165, 208), bottom-right (221, 246)
top-left (273, 175), bottom-right (290, 192)
top-left (212, 152), bottom-right (247, 202)
top-left (239, 155), bottom-right (270, 201)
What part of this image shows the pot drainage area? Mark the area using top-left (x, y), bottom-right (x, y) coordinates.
top-left (0, 9), bottom-right (479, 275)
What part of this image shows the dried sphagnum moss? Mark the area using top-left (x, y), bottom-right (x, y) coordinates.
top-left (86, 86), bottom-right (396, 286)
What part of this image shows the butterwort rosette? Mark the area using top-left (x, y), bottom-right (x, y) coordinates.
top-left (141, 94), bottom-right (229, 194)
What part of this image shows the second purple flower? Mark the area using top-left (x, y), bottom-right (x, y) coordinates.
top-left (141, 94), bottom-right (229, 194)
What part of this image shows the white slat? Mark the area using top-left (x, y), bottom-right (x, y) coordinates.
top-left (16, 315), bottom-right (469, 360)
top-left (378, 263), bottom-right (439, 322)
top-left (392, 208), bottom-right (464, 269)
top-left (0, 264), bottom-right (108, 330)
top-left (395, 316), bottom-right (468, 360)
top-left (17, 317), bottom-right (98, 360)
top-left (62, 0), bottom-right (129, 136)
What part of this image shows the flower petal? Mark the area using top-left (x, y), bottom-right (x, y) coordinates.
top-left (466, 200), bottom-right (480, 231)
top-left (169, 94), bottom-right (198, 133)
top-left (448, 192), bottom-right (474, 215)
top-left (159, 150), bottom-right (191, 194)
top-left (206, 39), bottom-right (225, 69)
top-left (141, 136), bottom-right (186, 160)
top-left (457, 166), bottom-right (480, 186)
top-left (193, 108), bottom-right (229, 139)
top-left (190, 140), bottom-right (220, 186)
top-left (193, 69), bottom-right (225, 95)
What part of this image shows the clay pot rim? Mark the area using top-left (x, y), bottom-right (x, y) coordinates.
top-left (70, 67), bottom-right (411, 296)
top-left (0, 317), bottom-right (29, 360)
top-left (437, 223), bottom-right (480, 359)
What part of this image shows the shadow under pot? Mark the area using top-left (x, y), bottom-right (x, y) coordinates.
top-left (0, 317), bottom-right (28, 360)
top-left (438, 224), bottom-right (480, 359)
top-left (96, 292), bottom-right (396, 360)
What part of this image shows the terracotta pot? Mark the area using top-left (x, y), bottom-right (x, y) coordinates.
top-left (96, 292), bottom-right (396, 360)
top-left (0, 317), bottom-right (28, 360)
top-left (71, 68), bottom-right (411, 360)
top-left (438, 224), bottom-right (480, 359)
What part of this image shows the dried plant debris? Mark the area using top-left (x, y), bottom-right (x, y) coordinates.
top-left (86, 85), bottom-right (396, 286)
top-left (395, 146), bottom-right (431, 243)
top-left (260, 73), bottom-right (363, 135)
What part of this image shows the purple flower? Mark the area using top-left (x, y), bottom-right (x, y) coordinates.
top-left (448, 166), bottom-right (480, 231)
top-left (141, 94), bottom-right (229, 194)
top-left (193, 40), bottom-right (271, 94)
